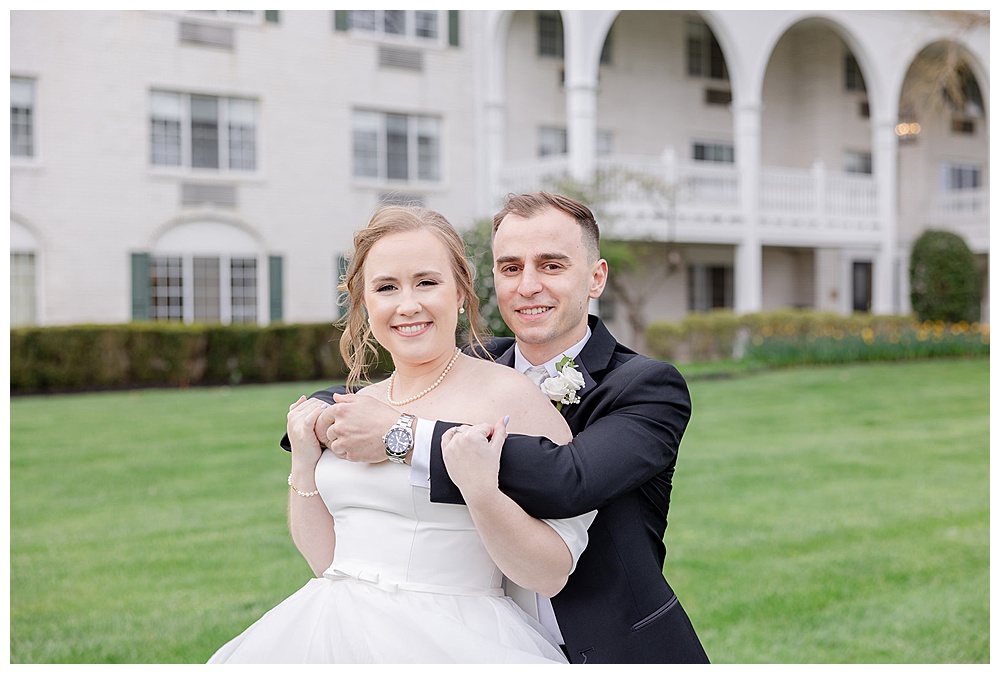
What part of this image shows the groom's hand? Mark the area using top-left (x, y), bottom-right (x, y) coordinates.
top-left (321, 393), bottom-right (397, 463)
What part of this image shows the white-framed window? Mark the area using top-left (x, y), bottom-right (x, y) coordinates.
top-left (692, 141), bottom-right (734, 163)
top-left (688, 264), bottom-right (734, 312)
top-left (597, 130), bottom-right (614, 157)
top-left (185, 9), bottom-right (263, 24)
top-left (940, 162), bottom-right (981, 191)
top-left (150, 91), bottom-right (258, 172)
top-left (844, 53), bottom-right (867, 92)
top-left (10, 252), bottom-right (38, 326)
top-left (686, 19), bottom-right (728, 80)
top-left (150, 254), bottom-right (258, 324)
top-left (347, 10), bottom-right (440, 41)
top-left (538, 126), bottom-right (567, 157)
top-left (538, 11), bottom-right (564, 58)
top-left (353, 110), bottom-right (441, 183)
top-left (11, 77), bottom-right (35, 158)
top-left (843, 151), bottom-right (872, 175)
top-left (536, 127), bottom-right (613, 158)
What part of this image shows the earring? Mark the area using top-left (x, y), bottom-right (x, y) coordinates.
top-left (459, 306), bottom-right (465, 315)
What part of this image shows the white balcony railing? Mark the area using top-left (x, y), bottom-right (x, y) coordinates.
top-left (495, 155), bottom-right (987, 248)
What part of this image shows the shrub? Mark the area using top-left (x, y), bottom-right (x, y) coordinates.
top-left (10, 323), bottom-right (350, 394)
top-left (645, 309), bottom-right (988, 367)
top-left (909, 229), bottom-right (981, 323)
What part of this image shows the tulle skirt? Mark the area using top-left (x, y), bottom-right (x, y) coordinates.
top-left (208, 576), bottom-right (566, 664)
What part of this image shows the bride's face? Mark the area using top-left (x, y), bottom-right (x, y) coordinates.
top-left (362, 229), bottom-right (463, 366)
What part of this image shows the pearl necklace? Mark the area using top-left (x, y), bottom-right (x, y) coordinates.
top-left (387, 347), bottom-right (461, 406)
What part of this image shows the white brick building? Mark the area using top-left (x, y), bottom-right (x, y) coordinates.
top-left (10, 10), bottom-right (989, 346)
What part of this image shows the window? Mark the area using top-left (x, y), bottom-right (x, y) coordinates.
top-left (538, 11), bottom-right (564, 58)
top-left (941, 163), bottom-right (981, 191)
top-left (353, 111), bottom-right (441, 183)
top-left (845, 53), bottom-right (866, 92)
top-left (347, 10), bottom-right (439, 41)
top-left (596, 130), bottom-right (614, 157)
top-left (843, 151), bottom-right (872, 175)
top-left (538, 126), bottom-right (567, 157)
top-left (150, 255), bottom-right (258, 324)
top-left (10, 252), bottom-right (37, 326)
top-left (150, 256), bottom-right (184, 321)
top-left (536, 128), bottom-right (613, 157)
top-left (688, 264), bottom-right (733, 312)
top-left (686, 19), bottom-right (728, 80)
top-left (693, 141), bottom-right (734, 163)
top-left (11, 77), bottom-right (35, 158)
top-left (188, 10), bottom-right (261, 22)
top-left (150, 91), bottom-right (258, 172)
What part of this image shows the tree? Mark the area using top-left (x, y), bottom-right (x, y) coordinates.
top-left (909, 229), bottom-right (981, 323)
top-left (462, 218), bottom-right (514, 339)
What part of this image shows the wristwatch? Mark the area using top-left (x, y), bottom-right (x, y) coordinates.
top-left (383, 413), bottom-right (416, 464)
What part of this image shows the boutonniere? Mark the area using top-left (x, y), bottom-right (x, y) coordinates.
top-left (540, 355), bottom-right (585, 411)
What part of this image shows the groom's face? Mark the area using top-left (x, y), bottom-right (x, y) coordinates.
top-left (492, 206), bottom-right (607, 364)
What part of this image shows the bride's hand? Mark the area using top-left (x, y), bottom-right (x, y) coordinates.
top-left (441, 416), bottom-right (509, 502)
top-left (287, 396), bottom-right (328, 467)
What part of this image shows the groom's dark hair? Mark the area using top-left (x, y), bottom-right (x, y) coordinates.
top-left (492, 192), bottom-right (601, 262)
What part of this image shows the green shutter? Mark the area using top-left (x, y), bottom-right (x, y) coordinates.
top-left (264, 10), bottom-right (279, 24)
top-left (448, 10), bottom-right (459, 47)
top-left (334, 10), bottom-right (349, 32)
top-left (269, 255), bottom-right (283, 322)
top-left (131, 253), bottom-right (150, 321)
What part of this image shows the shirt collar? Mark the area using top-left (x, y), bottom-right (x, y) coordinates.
top-left (513, 326), bottom-right (592, 376)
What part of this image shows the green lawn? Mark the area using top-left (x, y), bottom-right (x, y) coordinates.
top-left (9, 357), bottom-right (989, 663)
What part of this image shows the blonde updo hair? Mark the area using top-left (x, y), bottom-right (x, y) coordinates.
top-left (338, 205), bottom-right (486, 389)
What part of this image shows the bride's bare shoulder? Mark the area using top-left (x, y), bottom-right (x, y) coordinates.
top-left (464, 357), bottom-right (544, 395)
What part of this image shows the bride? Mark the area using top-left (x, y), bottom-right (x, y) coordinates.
top-left (208, 205), bottom-right (594, 663)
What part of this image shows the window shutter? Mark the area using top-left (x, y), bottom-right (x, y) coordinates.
top-left (264, 11), bottom-right (279, 24)
top-left (269, 255), bottom-right (283, 322)
top-left (334, 10), bottom-right (349, 32)
top-left (448, 11), bottom-right (459, 47)
top-left (131, 253), bottom-right (151, 321)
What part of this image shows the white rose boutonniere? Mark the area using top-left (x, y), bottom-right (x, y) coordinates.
top-left (540, 355), bottom-right (585, 411)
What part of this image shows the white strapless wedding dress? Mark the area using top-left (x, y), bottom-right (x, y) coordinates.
top-left (208, 449), bottom-right (566, 664)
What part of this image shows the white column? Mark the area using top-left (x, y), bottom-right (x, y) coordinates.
top-left (872, 117), bottom-right (899, 314)
top-left (733, 101), bottom-right (763, 314)
top-left (565, 79), bottom-right (598, 182)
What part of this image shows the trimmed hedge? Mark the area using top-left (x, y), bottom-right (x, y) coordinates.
top-left (647, 309), bottom-right (989, 366)
top-left (10, 323), bottom-right (366, 394)
top-left (909, 229), bottom-right (981, 323)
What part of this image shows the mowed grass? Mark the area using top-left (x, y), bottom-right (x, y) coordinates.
top-left (9, 358), bottom-right (989, 663)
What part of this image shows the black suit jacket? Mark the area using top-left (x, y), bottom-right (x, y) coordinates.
top-left (428, 316), bottom-right (706, 663)
top-left (281, 316), bottom-right (707, 663)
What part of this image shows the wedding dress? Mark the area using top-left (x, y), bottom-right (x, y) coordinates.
top-left (208, 448), bottom-right (567, 663)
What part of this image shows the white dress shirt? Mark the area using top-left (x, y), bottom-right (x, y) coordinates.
top-left (408, 329), bottom-right (595, 644)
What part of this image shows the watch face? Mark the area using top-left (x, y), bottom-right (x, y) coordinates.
top-left (385, 428), bottom-right (411, 455)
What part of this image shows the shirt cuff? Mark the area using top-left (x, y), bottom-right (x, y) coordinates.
top-left (408, 418), bottom-right (432, 489)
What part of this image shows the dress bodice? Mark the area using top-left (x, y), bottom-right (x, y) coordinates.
top-left (314, 449), bottom-right (504, 595)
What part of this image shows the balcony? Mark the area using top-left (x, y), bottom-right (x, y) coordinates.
top-left (497, 155), bottom-right (988, 251)
top-left (924, 186), bottom-right (990, 253)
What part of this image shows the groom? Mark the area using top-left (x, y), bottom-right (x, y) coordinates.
top-left (284, 192), bottom-right (709, 664)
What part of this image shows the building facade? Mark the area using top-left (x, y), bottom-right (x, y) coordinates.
top-left (9, 10), bottom-right (990, 348)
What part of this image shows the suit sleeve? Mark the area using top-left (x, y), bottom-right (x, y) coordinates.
top-left (429, 358), bottom-right (691, 520)
top-left (278, 385), bottom-right (348, 451)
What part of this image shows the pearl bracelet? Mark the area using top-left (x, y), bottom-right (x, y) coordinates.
top-left (288, 473), bottom-right (320, 498)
